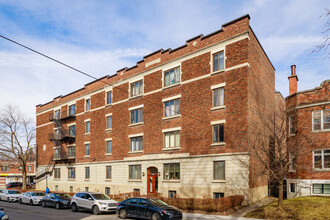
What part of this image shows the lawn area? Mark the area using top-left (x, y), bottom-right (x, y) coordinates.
top-left (245, 196), bottom-right (330, 220)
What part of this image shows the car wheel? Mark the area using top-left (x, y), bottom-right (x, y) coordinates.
top-left (19, 199), bottom-right (23, 204)
top-left (92, 205), bottom-right (100, 215)
top-left (71, 203), bottom-right (78, 212)
top-left (151, 213), bottom-right (161, 220)
top-left (30, 200), bottom-right (34, 206)
top-left (55, 202), bottom-right (60, 209)
top-left (7, 198), bottom-right (10, 203)
top-left (119, 209), bottom-right (127, 219)
top-left (42, 201), bottom-right (46, 207)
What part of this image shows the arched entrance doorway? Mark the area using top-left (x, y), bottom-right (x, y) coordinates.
top-left (147, 167), bottom-right (158, 195)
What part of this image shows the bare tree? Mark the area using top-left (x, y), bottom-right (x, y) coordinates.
top-left (0, 105), bottom-right (35, 190)
top-left (313, 8), bottom-right (330, 57)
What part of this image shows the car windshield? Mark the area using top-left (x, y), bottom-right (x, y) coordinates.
top-left (148, 199), bottom-right (168, 206)
top-left (55, 193), bottom-right (71, 199)
top-left (8, 191), bottom-right (20, 194)
top-left (31, 192), bottom-right (45, 196)
top-left (91, 193), bottom-right (110, 200)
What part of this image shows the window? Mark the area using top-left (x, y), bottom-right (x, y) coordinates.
top-left (133, 189), bottom-right (140, 196)
top-left (1, 166), bottom-right (9, 172)
top-left (54, 109), bottom-right (61, 120)
top-left (19, 166), bottom-right (22, 171)
top-left (213, 124), bottom-right (224, 143)
top-left (68, 125), bottom-right (75, 137)
top-left (164, 99), bottom-right (180, 117)
top-left (105, 187), bottom-right (110, 195)
top-left (54, 168), bottom-right (61, 179)
top-left (130, 136), bottom-right (143, 151)
top-left (168, 190), bottom-right (177, 198)
top-left (129, 165), bottom-right (141, 179)
top-left (213, 161), bottom-right (225, 180)
top-left (164, 131), bottom-right (180, 148)
top-left (106, 140), bottom-right (112, 154)
top-left (213, 51), bottom-right (224, 72)
top-left (289, 152), bottom-right (296, 171)
top-left (130, 80), bottom-right (143, 97)
top-left (55, 185), bottom-right (58, 191)
top-left (106, 91), bottom-right (112, 105)
top-left (290, 183), bottom-right (295, 193)
top-left (213, 87), bottom-right (224, 107)
top-left (68, 167), bottom-right (75, 179)
top-left (85, 120), bottom-right (90, 134)
top-left (164, 163), bottom-right (180, 180)
top-left (164, 67), bottom-right (180, 87)
top-left (313, 110), bottom-right (330, 131)
top-left (106, 115), bottom-right (112, 130)
top-left (289, 116), bottom-right (295, 135)
top-left (213, 192), bottom-right (224, 199)
top-left (68, 146), bottom-right (76, 158)
top-left (85, 143), bottom-right (90, 156)
top-left (85, 167), bottom-right (90, 179)
top-left (54, 148), bottom-right (61, 159)
top-left (130, 108), bottom-right (143, 124)
top-left (106, 166), bottom-right (112, 179)
top-left (313, 149), bottom-right (330, 169)
top-left (85, 98), bottom-right (91, 111)
top-left (28, 166), bottom-right (32, 172)
top-left (69, 104), bottom-right (76, 116)
top-left (70, 186), bottom-right (73, 193)
top-left (313, 184), bottom-right (330, 194)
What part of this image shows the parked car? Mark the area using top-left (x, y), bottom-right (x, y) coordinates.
top-left (0, 208), bottom-right (9, 220)
top-left (0, 190), bottom-right (3, 201)
top-left (0, 190), bottom-right (21, 203)
top-left (6, 182), bottom-right (22, 189)
top-left (71, 192), bottom-right (117, 215)
top-left (41, 193), bottom-right (71, 209)
top-left (116, 198), bottom-right (182, 220)
top-left (19, 191), bottom-right (45, 205)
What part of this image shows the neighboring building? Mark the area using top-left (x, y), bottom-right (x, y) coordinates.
top-left (286, 65), bottom-right (330, 198)
top-left (35, 15), bottom-right (275, 202)
top-left (0, 161), bottom-right (36, 187)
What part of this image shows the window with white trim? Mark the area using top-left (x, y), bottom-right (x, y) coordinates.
top-left (28, 166), bottom-right (32, 172)
top-left (106, 166), bottom-right (112, 179)
top-left (213, 87), bottom-right (224, 107)
top-left (213, 161), bottom-right (225, 180)
top-left (68, 167), bottom-right (75, 179)
top-left (1, 166), bottom-right (9, 171)
top-left (106, 91), bottom-right (112, 105)
top-left (106, 140), bottom-right (112, 154)
top-left (85, 120), bottom-right (90, 134)
top-left (85, 98), bottom-right (91, 111)
top-left (129, 165), bottom-right (141, 179)
top-left (54, 109), bottom-right (61, 120)
top-left (130, 136), bottom-right (143, 151)
top-left (164, 131), bottom-right (180, 148)
top-left (130, 80), bottom-right (143, 97)
top-left (68, 146), bottom-right (75, 158)
top-left (168, 191), bottom-right (177, 198)
top-left (213, 124), bottom-right (224, 143)
top-left (69, 104), bottom-right (76, 116)
top-left (289, 152), bottom-right (296, 171)
top-left (313, 149), bottom-right (330, 169)
top-left (130, 108), bottom-right (143, 124)
top-left (313, 109), bottom-right (330, 131)
top-left (213, 192), bottom-right (224, 199)
top-left (85, 167), bottom-right (90, 179)
top-left (164, 163), bottom-right (180, 180)
top-left (105, 187), bottom-right (110, 195)
top-left (54, 148), bottom-right (61, 159)
top-left (106, 115), bottom-right (112, 129)
top-left (164, 67), bottom-right (180, 87)
top-left (213, 51), bottom-right (224, 72)
top-left (54, 168), bottom-right (61, 179)
top-left (68, 125), bottom-right (76, 137)
top-left (290, 183), bottom-right (295, 193)
top-left (164, 99), bottom-right (180, 117)
top-left (289, 116), bottom-right (295, 135)
top-left (313, 184), bottom-right (330, 194)
top-left (85, 143), bottom-right (90, 156)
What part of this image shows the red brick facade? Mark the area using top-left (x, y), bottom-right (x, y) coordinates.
top-left (0, 161), bottom-right (35, 186)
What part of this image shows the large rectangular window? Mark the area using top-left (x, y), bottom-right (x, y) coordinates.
top-left (85, 167), bottom-right (90, 179)
top-left (213, 87), bottom-right (224, 107)
top-left (129, 165), bottom-right (141, 179)
top-left (130, 108), bottom-right (143, 124)
top-left (85, 120), bottom-right (90, 134)
top-left (130, 136), bottom-right (143, 151)
top-left (106, 140), bottom-right (112, 154)
top-left (106, 91), bottom-right (112, 105)
top-left (313, 184), bottom-right (330, 194)
top-left (164, 163), bottom-right (180, 180)
top-left (130, 80), bottom-right (143, 97)
top-left (313, 149), bottom-right (330, 169)
top-left (54, 109), bottom-right (61, 120)
top-left (164, 67), bottom-right (180, 87)
top-left (85, 143), bottom-right (90, 156)
top-left (213, 124), bottom-right (224, 143)
top-left (68, 125), bottom-right (76, 137)
top-left (54, 148), bottom-right (61, 159)
top-left (68, 146), bottom-right (75, 158)
top-left (54, 168), bottom-right (61, 179)
top-left (85, 98), bottom-right (91, 111)
top-left (68, 167), bottom-right (75, 179)
top-left (313, 110), bottom-right (330, 131)
top-left (106, 115), bottom-right (112, 130)
top-left (213, 51), bottom-right (224, 72)
top-left (289, 116), bottom-right (295, 135)
top-left (106, 166), bottom-right (112, 179)
top-left (164, 131), bottom-right (180, 148)
top-left (1, 166), bottom-right (9, 172)
top-left (164, 99), bottom-right (180, 117)
top-left (213, 161), bottom-right (225, 180)
top-left (69, 104), bottom-right (76, 116)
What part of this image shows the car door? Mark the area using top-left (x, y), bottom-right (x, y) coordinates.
top-left (81, 193), bottom-right (94, 209)
top-left (137, 199), bottom-right (152, 219)
top-left (25, 192), bottom-right (30, 203)
top-left (125, 198), bottom-right (139, 217)
top-left (49, 194), bottom-right (56, 207)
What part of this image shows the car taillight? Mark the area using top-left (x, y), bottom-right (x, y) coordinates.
top-left (117, 203), bottom-right (119, 205)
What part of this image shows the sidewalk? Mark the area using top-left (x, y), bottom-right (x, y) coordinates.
top-left (184, 212), bottom-right (260, 219)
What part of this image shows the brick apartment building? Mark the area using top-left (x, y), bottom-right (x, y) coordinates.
top-left (35, 15), bottom-right (275, 202)
top-left (286, 65), bottom-right (329, 198)
top-left (0, 161), bottom-right (35, 187)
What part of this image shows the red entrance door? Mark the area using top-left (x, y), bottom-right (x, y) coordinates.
top-left (147, 167), bottom-right (158, 194)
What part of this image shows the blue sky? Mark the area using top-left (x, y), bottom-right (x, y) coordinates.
top-left (0, 0), bottom-right (329, 119)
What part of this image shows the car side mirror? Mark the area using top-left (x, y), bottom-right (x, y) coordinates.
top-left (88, 197), bottom-right (93, 201)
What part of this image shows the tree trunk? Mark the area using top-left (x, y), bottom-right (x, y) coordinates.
top-left (277, 180), bottom-right (283, 208)
top-left (22, 165), bottom-right (27, 190)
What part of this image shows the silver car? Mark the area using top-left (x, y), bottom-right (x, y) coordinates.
top-left (1, 190), bottom-right (21, 202)
top-left (19, 191), bottom-right (45, 205)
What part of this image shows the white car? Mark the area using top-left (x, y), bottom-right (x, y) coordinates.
top-left (0, 189), bottom-right (5, 201)
top-left (1, 189), bottom-right (21, 202)
top-left (19, 191), bottom-right (45, 205)
top-left (71, 192), bottom-right (118, 215)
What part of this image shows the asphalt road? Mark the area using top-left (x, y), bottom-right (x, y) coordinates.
top-left (0, 200), bottom-right (120, 220)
